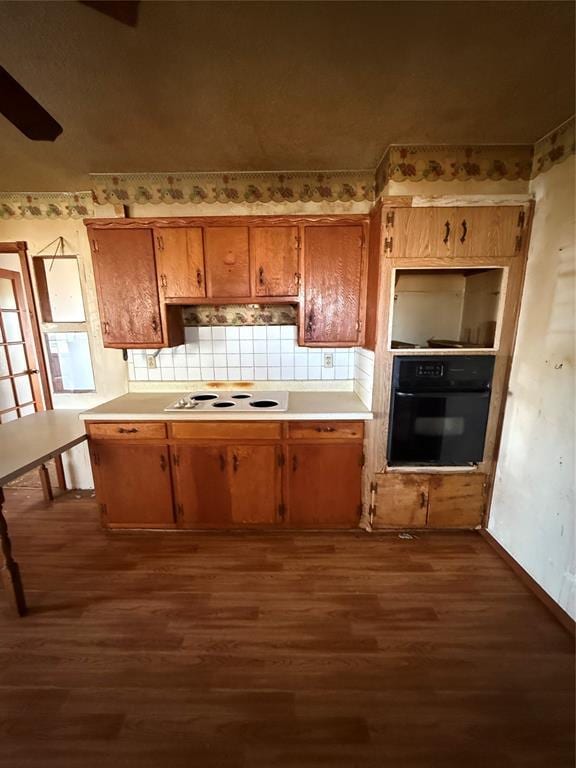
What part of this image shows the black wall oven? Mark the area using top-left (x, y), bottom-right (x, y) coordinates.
top-left (387, 355), bottom-right (495, 466)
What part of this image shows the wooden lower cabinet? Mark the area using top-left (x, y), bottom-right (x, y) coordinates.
top-left (173, 444), bottom-right (280, 527)
top-left (88, 420), bottom-right (365, 530)
top-left (286, 444), bottom-right (363, 528)
top-left (373, 472), bottom-right (486, 529)
top-left (92, 442), bottom-right (175, 528)
top-left (427, 474), bottom-right (486, 528)
top-left (373, 474), bottom-right (429, 528)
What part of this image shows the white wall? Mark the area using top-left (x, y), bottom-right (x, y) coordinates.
top-left (488, 155), bottom-right (575, 619)
top-left (460, 269), bottom-right (502, 346)
top-left (392, 272), bottom-right (465, 346)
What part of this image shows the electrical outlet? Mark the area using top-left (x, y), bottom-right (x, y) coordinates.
top-left (147, 355), bottom-right (157, 369)
top-left (323, 354), bottom-right (333, 369)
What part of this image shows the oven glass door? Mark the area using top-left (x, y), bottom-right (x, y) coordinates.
top-left (388, 391), bottom-right (491, 465)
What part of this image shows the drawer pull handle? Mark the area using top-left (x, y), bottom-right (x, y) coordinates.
top-left (420, 491), bottom-right (427, 509)
top-left (151, 317), bottom-right (159, 333)
top-left (118, 427), bottom-right (138, 434)
top-left (232, 453), bottom-right (239, 473)
top-left (196, 269), bottom-right (203, 287)
top-left (315, 426), bottom-right (336, 433)
top-left (443, 221), bottom-right (450, 245)
top-left (219, 453), bottom-right (226, 471)
top-left (460, 219), bottom-right (468, 244)
top-left (258, 266), bottom-right (265, 287)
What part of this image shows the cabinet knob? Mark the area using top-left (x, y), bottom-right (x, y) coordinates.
top-left (196, 269), bottom-right (203, 288)
top-left (151, 317), bottom-right (159, 333)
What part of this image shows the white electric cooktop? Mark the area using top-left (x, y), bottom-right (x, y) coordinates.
top-left (164, 391), bottom-right (289, 412)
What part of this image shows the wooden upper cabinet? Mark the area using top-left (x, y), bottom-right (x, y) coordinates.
top-left (89, 228), bottom-right (182, 348)
top-left (155, 227), bottom-right (206, 299)
top-left (251, 226), bottom-right (300, 297)
top-left (451, 207), bottom-right (525, 259)
top-left (386, 206), bottom-right (526, 260)
top-left (385, 208), bottom-right (455, 259)
top-left (301, 225), bottom-right (366, 346)
top-left (204, 227), bottom-right (250, 297)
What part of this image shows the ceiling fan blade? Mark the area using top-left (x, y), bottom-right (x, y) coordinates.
top-left (80, 1), bottom-right (140, 27)
top-left (0, 66), bottom-right (63, 141)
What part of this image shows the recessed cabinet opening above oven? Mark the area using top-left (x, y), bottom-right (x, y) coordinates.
top-left (387, 355), bottom-right (495, 467)
top-left (390, 268), bottom-right (506, 351)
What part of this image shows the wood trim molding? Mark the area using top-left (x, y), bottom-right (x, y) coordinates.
top-left (480, 529), bottom-right (575, 637)
top-left (84, 214), bottom-right (369, 229)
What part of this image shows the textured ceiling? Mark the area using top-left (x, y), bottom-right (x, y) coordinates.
top-left (0, 0), bottom-right (574, 191)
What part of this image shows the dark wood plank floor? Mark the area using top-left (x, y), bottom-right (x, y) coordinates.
top-left (0, 489), bottom-right (574, 768)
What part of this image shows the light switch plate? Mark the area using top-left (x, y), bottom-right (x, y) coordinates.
top-left (147, 355), bottom-right (157, 369)
top-left (323, 354), bottom-right (333, 368)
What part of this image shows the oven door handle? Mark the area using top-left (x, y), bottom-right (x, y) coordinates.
top-left (395, 391), bottom-right (490, 398)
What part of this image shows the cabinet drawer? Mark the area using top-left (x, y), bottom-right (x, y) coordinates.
top-left (88, 422), bottom-right (167, 440)
top-left (170, 421), bottom-right (282, 440)
top-left (288, 421), bottom-right (364, 440)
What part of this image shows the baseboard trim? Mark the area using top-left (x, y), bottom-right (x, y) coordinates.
top-left (480, 529), bottom-right (575, 637)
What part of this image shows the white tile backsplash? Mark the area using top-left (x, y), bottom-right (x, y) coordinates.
top-left (353, 347), bottom-right (375, 408)
top-left (126, 326), bottom-right (373, 393)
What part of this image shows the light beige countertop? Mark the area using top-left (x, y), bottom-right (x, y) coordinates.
top-left (0, 410), bottom-right (86, 486)
top-left (79, 391), bottom-right (373, 422)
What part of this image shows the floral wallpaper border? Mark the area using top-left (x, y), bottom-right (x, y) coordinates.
top-left (90, 171), bottom-right (375, 207)
top-left (0, 119), bottom-right (573, 219)
top-left (531, 116), bottom-right (575, 178)
top-left (182, 304), bottom-right (297, 327)
top-left (0, 192), bottom-right (94, 220)
top-left (375, 144), bottom-right (534, 195)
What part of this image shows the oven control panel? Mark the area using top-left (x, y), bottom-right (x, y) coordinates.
top-left (416, 362), bottom-right (444, 378)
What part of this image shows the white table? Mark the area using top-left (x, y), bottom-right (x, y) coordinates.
top-left (0, 410), bottom-right (86, 616)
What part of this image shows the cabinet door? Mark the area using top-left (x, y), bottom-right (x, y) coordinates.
top-left (204, 227), bottom-right (250, 297)
top-left (287, 444), bottom-right (362, 528)
top-left (89, 228), bottom-right (164, 346)
top-left (302, 225), bottom-right (365, 345)
top-left (174, 445), bottom-right (231, 527)
top-left (92, 442), bottom-right (175, 527)
top-left (174, 444), bottom-right (280, 527)
top-left (227, 445), bottom-right (280, 525)
top-left (427, 474), bottom-right (486, 528)
top-left (373, 474), bottom-right (428, 528)
top-left (251, 226), bottom-right (300, 297)
top-left (387, 208), bottom-right (456, 259)
top-left (452, 207), bottom-right (524, 260)
top-left (155, 227), bottom-right (206, 299)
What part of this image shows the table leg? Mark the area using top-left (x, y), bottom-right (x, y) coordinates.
top-left (55, 456), bottom-right (67, 491)
top-left (39, 463), bottom-right (54, 503)
top-left (0, 488), bottom-right (27, 617)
